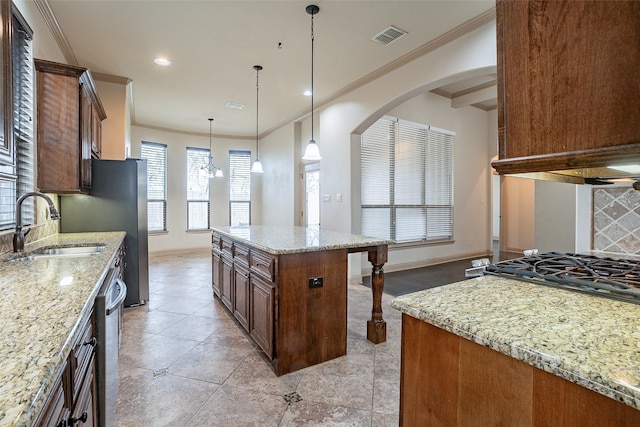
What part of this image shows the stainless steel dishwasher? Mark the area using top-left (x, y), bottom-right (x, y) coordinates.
top-left (95, 267), bottom-right (127, 427)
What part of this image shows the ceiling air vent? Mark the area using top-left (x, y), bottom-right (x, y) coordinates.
top-left (371, 25), bottom-right (407, 45)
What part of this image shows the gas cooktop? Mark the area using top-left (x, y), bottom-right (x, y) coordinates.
top-left (481, 252), bottom-right (640, 305)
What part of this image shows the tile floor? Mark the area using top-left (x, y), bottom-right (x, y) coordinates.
top-left (116, 250), bottom-right (402, 426)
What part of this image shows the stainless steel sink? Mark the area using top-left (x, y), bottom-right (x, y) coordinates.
top-left (5, 244), bottom-right (106, 262)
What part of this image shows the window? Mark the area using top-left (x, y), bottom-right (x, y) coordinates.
top-left (361, 116), bottom-right (453, 244)
top-left (229, 150), bottom-right (251, 226)
top-left (186, 147), bottom-right (210, 230)
top-left (141, 142), bottom-right (167, 232)
top-left (0, 8), bottom-right (33, 231)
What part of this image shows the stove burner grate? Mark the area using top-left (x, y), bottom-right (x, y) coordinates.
top-left (485, 252), bottom-right (640, 304)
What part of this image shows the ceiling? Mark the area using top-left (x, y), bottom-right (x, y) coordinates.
top-left (41, 0), bottom-right (497, 139)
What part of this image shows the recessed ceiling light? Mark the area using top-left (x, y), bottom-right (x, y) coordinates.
top-left (225, 102), bottom-right (245, 110)
top-left (303, 90), bottom-right (312, 96)
top-left (154, 57), bottom-right (171, 66)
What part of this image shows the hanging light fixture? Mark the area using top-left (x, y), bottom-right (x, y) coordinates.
top-left (202, 118), bottom-right (223, 178)
top-left (302, 4), bottom-right (322, 161)
top-left (251, 65), bottom-right (264, 173)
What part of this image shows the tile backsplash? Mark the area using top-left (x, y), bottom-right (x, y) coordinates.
top-left (593, 187), bottom-right (640, 256)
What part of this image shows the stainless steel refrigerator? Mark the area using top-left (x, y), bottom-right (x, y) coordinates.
top-left (60, 158), bottom-right (149, 307)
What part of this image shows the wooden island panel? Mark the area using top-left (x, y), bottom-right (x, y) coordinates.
top-left (275, 249), bottom-right (348, 376)
top-left (400, 314), bottom-right (640, 426)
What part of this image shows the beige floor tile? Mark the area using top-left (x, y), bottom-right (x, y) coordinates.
top-left (116, 374), bottom-right (219, 427)
top-left (187, 385), bottom-right (288, 426)
top-left (295, 358), bottom-right (375, 411)
top-left (169, 342), bottom-right (254, 384)
top-left (280, 400), bottom-right (372, 426)
top-left (153, 295), bottom-right (213, 315)
top-left (119, 333), bottom-right (199, 371)
top-left (225, 353), bottom-right (303, 396)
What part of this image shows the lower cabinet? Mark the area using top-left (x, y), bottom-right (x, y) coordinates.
top-left (35, 312), bottom-right (96, 427)
top-left (33, 362), bottom-right (69, 427)
top-left (233, 263), bottom-right (250, 330)
top-left (212, 249), bottom-right (221, 298)
top-left (220, 255), bottom-right (234, 312)
top-left (211, 235), bottom-right (276, 359)
top-left (250, 274), bottom-right (275, 358)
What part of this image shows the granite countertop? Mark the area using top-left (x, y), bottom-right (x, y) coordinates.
top-left (391, 275), bottom-right (640, 410)
top-left (212, 225), bottom-right (393, 255)
top-left (0, 231), bottom-right (126, 427)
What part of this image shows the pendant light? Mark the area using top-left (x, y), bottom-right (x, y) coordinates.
top-left (302, 4), bottom-right (322, 161)
top-left (251, 65), bottom-right (264, 173)
top-left (203, 118), bottom-right (223, 178)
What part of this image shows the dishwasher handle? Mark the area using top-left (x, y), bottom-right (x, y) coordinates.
top-left (106, 279), bottom-right (127, 316)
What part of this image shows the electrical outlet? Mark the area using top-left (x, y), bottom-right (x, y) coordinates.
top-left (308, 277), bottom-right (323, 288)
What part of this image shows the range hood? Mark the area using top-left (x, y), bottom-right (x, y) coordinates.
top-left (491, 142), bottom-right (640, 188)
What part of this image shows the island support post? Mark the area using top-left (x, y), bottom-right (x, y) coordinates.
top-left (367, 245), bottom-right (387, 343)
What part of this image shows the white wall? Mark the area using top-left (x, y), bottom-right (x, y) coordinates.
top-left (534, 180), bottom-right (577, 253)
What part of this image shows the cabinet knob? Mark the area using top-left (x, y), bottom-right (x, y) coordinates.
top-left (69, 412), bottom-right (88, 424)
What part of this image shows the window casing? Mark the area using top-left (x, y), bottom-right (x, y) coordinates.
top-left (0, 7), bottom-right (33, 231)
top-left (361, 116), bottom-right (453, 244)
top-left (186, 147), bottom-right (210, 230)
top-left (229, 150), bottom-right (251, 226)
top-left (141, 141), bottom-right (167, 232)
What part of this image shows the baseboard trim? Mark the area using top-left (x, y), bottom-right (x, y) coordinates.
top-left (359, 250), bottom-right (492, 277)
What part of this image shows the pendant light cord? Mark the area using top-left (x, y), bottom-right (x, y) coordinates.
top-left (256, 67), bottom-right (259, 157)
top-left (310, 10), bottom-right (315, 141)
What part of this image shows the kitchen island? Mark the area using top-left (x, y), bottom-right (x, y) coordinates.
top-left (0, 231), bottom-right (125, 427)
top-left (211, 225), bottom-right (392, 375)
top-left (391, 275), bottom-right (640, 426)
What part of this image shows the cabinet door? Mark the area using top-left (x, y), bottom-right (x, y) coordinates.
top-left (69, 357), bottom-right (96, 427)
top-left (212, 250), bottom-right (221, 298)
top-left (80, 85), bottom-right (92, 189)
top-left (33, 361), bottom-right (70, 427)
top-left (91, 105), bottom-right (101, 158)
top-left (496, 0), bottom-right (640, 171)
top-left (250, 274), bottom-right (275, 359)
top-left (220, 255), bottom-right (234, 312)
top-left (233, 263), bottom-right (250, 331)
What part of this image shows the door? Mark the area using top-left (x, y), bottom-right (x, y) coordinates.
top-left (303, 162), bottom-right (320, 227)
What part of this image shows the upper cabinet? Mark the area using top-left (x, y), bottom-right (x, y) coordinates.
top-left (493, 0), bottom-right (640, 179)
top-left (35, 59), bottom-right (106, 193)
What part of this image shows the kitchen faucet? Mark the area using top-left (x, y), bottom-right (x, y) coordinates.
top-left (13, 191), bottom-right (61, 253)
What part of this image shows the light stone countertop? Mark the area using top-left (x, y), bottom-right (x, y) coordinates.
top-left (0, 231), bottom-right (126, 427)
top-left (391, 274), bottom-right (640, 410)
top-left (212, 225), bottom-right (393, 254)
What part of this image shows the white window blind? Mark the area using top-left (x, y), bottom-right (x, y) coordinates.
top-left (0, 9), bottom-right (33, 230)
top-left (229, 150), bottom-right (251, 226)
top-left (186, 147), bottom-right (210, 230)
top-left (361, 116), bottom-right (453, 244)
top-left (141, 141), bottom-right (167, 232)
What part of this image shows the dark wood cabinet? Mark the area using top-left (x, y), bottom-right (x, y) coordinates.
top-left (35, 312), bottom-right (96, 427)
top-left (33, 360), bottom-right (70, 427)
top-left (220, 254), bottom-right (234, 312)
top-left (493, 0), bottom-right (640, 175)
top-left (399, 314), bottom-right (640, 426)
top-left (233, 262), bottom-right (250, 330)
top-left (250, 273), bottom-right (275, 358)
top-left (35, 59), bottom-right (106, 193)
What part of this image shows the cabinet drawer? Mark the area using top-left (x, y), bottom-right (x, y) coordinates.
top-left (234, 243), bottom-right (249, 266)
top-left (70, 316), bottom-right (95, 401)
top-left (212, 232), bottom-right (222, 249)
top-left (250, 250), bottom-right (276, 282)
top-left (221, 237), bottom-right (234, 258)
